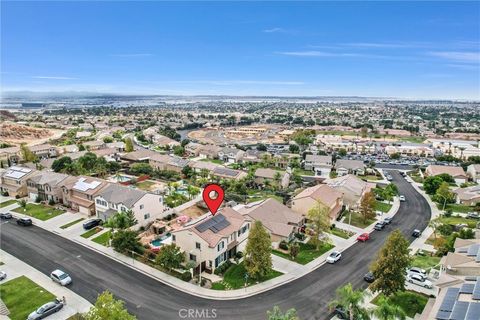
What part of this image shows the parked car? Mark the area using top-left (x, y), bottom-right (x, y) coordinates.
top-left (407, 274), bottom-right (432, 288)
top-left (17, 217), bottom-right (33, 226)
top-left (374, 222), bottom-right (386, 231)
top-left (386, 175), bottom-right (393, 181)
top-left (364, 272), bottom-right (375, 283)
top-left (50, 269), bottom-right (72, 286)
top-left (82, 219), bottom-right (102, 230)
top-left (27, 299), bottom-right (64, 320)
top-left (408, 267), bottom-right (427, 280)
top-left (326, 251), bottom-right (342, 264)
top-left (332, 306), bottom-right (348, 319)
top-left (0, 271), bottom-right (6, 281)
top-left (383, 217), bottom-right (393, 224)
top-left (357, 233), bottom-right (370, 242)
top-left (0, 212), bottom-right (12, 219)
top-left (412, 229), bottom-right (422, 237)
top-left (467, 212), bottom-right (480, 220)
top-left (399, 195), bottom-right (406, 202)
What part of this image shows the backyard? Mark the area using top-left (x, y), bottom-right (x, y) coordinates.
top-left (272, 242), bottom-right (334, 265)
top-left (135, 180), bottom-right (157, 191)
top-left (372, 290), bottom-right (429, 318)
top-left (211, 262), bottom-right (282, 290)
top-left (13, 203), bottom-right (64, 221)
top-left (0, 276), bottom-right (56, 320)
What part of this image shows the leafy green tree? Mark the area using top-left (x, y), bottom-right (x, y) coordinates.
top-left (106, 210), bottom-right (137, 229)
top-left (329, 283), bottom-right (370, 320)
top-left (130, 163), bottom-right (153, 175)
top-left (84, 291), bottom-right (136, 320)
top-left (19, 199), bottom-right (27, 209)
top-left (370, 230), bottom-right (411, 297)
top-left (338, 148), bottom-right (347, 157)
top-left (77, 152), bottom-right (98, 171)
top-left (125, 138), bottom-right (134, 152)
top-left (370, 296), bottom-right (406, 320)
top-left (289, 242), bottom-right (300, 260)
top-left (173, 145), bottom-right (185, 156)
top-left (20, 144), bottom-right (38, 162)
top-left (433, 182), bottom-right (455, 209)
top-left (266, 306), bottom-right (299, 320)
top-left (111, 230), bottom-right (143, 254)
top-left (423, 176), bottom-right (444, 195)
top-left (103, 136), bottom-right (113, 143)
top-left (307, 202), bottom-right (331, 249)
top-left (52, 156), bottom-right (72, 172)
top-left (244, 221), bottom-right (272, 279)
top-left (155, 244), bottom-right (184, 271)
top-left (289, 144), bottom-right (300, 154)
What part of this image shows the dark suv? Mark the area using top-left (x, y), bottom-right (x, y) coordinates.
top-left (17, 217), bottom-right (33, 226)
top-left (83, 219), bottom-right (102, 230)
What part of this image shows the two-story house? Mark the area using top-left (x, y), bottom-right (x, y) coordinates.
top-left (466, 164), bottom-right (480, 183)
top-left (335, 159), bottom-right (365, 176)
top-left (304, 155), bottom-right (333, 178)
top-left (217, 147), bottom-right (245, 164)
top-left (0, 166), bottom-right (38, 197)
top-left (95, 184), bottom-right (165, 226)
top-left (26, 171), bottom-right (69, 203)
top-left (29, 144), bottom-right (58, 159)
top-left (291, 183), bottom-right (344, 220)
top-left (60, 176), bottom-right (109, 215)
top-left (171, 208), bottom-right (251, 274)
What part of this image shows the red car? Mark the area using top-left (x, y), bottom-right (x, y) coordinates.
top-left (357, 233), bottom-right (370, 242)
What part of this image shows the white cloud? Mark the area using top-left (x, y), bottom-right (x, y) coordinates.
top-left (263, 27), bottom-right (287, 33)
top-left (32, 76), bottom-right (77, 80)
top-left (428, 51), bottom-right (480, 63)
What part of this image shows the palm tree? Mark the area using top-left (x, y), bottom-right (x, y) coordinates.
top-left (370, 296), bottom-right (406, 320)
top-left (329, 283), bottom-right (370, 320)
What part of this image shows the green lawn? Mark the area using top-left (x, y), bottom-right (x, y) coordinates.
top-left (200, 158), bottom-right (224, 164)
top-left (372, 291), bottom-right (429, 318)
top-left (343, 211), bottom-right (376, 228)
top-left (439, 216), bottom-right (477, 228)
top-left (0, 199), bottom-right (17, 208)
top-left (81, 227), bottom-right (103, 238)
top-left (364, 175), bottom-right (381, 180)
top-left (60, 218), bottom-right (85, 229)
top-left (444, 203), bottom-right (475, 213)
top-left (411, 253), bottom-right (441, 271)
top-left (375, 201), bottom-right (392, 213)
top-left (399, 136), bottom-right (426, 144)
top-left (294, 168), bottom-right (314, 176)
top-left (135, 180), bottom-right (156, 191)
top-left (330, 227), bottom-right (353, 239)
top-left (13, 203), bottom-right (64, 221)
top-left (214, 262), bottom-right (282, 290)
top-left (0, 276), bottom-right (56, 320)
top-left (272, 242), bottom-right (334, 265)
top-left (247, 190), bottom-right (283, 204)
top-left (92, 230), bottom-right (111, 246)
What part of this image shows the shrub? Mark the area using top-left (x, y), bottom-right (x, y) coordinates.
top-left (1, 191), bottom-right (8, 196)
top-left (180, 271), bottom-right (192, 282)
top-left (294, 233), bottom-right (306, 241)
top-left (444, 209), bottom-right (453, 217)
top-left (15, 195), bottom-right (20, 199)
top-left (279, 240), bottom-right (289, 250)
top-left (214, 260), bottom-right (233, 275)
top-left (48, 199), bottom-right (55, 206)
top-left (35, 196), bottom-right (41, 203)
top-left (235, 251), bottom-right (243, 259)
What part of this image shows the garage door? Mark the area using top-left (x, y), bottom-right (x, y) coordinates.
top-left (29, 193), bottom-right (38, 201)
top-left (79, 206), bottom-right (90, 215)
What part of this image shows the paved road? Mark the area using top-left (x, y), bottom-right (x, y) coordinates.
top-left (1, 171), bottom-right (430, 320)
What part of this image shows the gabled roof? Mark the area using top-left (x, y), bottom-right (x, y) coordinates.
top-left (254, 168), bottom-right (287, 179)
top-left (426, 165), bottom-right (467, 178)
top-left (335, 159), bottom-right (365, 170)
top-left (97, 184), bottom-right (146, 207)
top-left (28, 171), bottom-right (69, 186)
top-left (293, 183), bottom-right (343, 207)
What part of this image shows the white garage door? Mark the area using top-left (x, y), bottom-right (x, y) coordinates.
top-left (79, 206), bottom-right (90, 215)
top-left (29, 193), bottom-right (38, 201)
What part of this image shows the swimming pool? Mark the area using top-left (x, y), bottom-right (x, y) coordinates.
top-left (150, 233), bottom-right (172, 247)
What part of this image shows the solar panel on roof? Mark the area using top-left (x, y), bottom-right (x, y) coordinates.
top-left (450, 301), bottom-right (469, 320)
top-left (210, 220), bottom-right (231, 233)
top-left (465, 302), bottom-right (480, 320)
top-left (460, 283), bottom-right (475, 294)
top-left (439, 288), bottom-right (460, 312)
top-left (195, 218), bottom-right (217, 232)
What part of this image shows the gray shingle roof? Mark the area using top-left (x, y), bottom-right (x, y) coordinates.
top-left (97, 184), bottom-right (146, 207)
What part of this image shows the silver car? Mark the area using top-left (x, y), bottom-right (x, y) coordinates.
top-left (28, 300), bottom-right (63, 320)
top-left (50, 269), bottom-right (72, 286)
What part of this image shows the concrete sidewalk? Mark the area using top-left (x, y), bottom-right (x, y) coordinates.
top-left (0, 250), bottom-right (92, 320)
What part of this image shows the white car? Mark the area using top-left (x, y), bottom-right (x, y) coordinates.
top-left (399, 195), bottom-right (406, 202)
top-left (326, 251), bottom-right (342, 264)
top-left (408, 267), bottom-right (427, 279)
top-left (0, 271), bottom-right (6, 281)
top-left (407, 274), bottom-right (432, 288)
top-left (50, 269), bottom-right (72, 286)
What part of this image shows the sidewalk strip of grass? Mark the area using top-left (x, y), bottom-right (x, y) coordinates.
top-left (13, 203), bottom-right (64, 221)
top-left (92, 230), bottom-right (111, 246)
top-left (60, 218), bottom-right (85, 229)
top-left (0, 199), bottom-right (17, 208)
top-left (81, 227), bottom-right (103, 238)
top-left (0, 276), bottom-right (56, 320)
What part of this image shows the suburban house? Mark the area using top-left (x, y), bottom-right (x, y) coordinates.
top-left (324, 174), bottom-right (376, 210)
top-left (171, 208), bottom-right (251, 273)
top-left (26, 171), bottom-right (69, 203)
top-left (272, 153), bottom-right (301, 169)
top-left (253, 168), bottom-right (290, 189)
top-left (29, 144), bottom-right (59, 159)
top-left (189, 160), bottom-right (220, 174)
top-left (425, 165), bottom-right (468, 185)
top-left (197, 145), bottom-right (222, 159)
top-left (291, 183), bottom-right (344, 220)
top-left (304, 155), bottom-right (332, 178)
top-left (242, 149), bottom-right (270, 164)
top-left (0, 146), bottom-right (21, 165)
top-left (95, 184), bottom-right (165, 226)
top-left (235, 198), bottom-right (304, 247)
top-left (149, 154), bottom-right (190, 173)
top-left (184, 142), bottom-right (202, 156)
top-left (120, 149), bottom-right (157, 163)
top-left (83, 140), bottom-right (106, 151)
top-left (106, 141), bottom-right (126, 152)
top-left (212, 167), bottom-right (248, 180)
top-left (467, 164), bottom-right (480, 183)
top-left (453, 185), bottom-right (480, 206)
top-left (218, 147), bottom-right (245, 164)
top-left (441, 238), bottom-right (480, 276)
top-left (60, 176), bottom-right (110, 215)
top-left (0, 166), bottom-right (38, 197)
top-left (335, 159), bottom-right (365, 176)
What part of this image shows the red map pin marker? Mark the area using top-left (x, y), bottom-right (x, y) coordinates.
top-left (203, 184), bottom-right (224, 215)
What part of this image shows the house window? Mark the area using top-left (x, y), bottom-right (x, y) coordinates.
top-left (144, 213), bottom-right (150, 220)
top-left (189, 254), bottom-right (196, 262)
top-left (217, 241), bottom-right (224, 251)
top-left (140, 204), bottom-right (144, 210)
top-left (196, 242), bottom-right (201, 250)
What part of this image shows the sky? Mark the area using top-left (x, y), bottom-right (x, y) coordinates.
top-left (1, 1), bottom-right (479, 99)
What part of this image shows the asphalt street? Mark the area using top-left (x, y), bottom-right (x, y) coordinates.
top-left (1, 171), bottom-right (431, 320)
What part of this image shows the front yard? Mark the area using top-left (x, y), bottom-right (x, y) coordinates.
top-left (438, 215), bottom-right (477, 228)
top-left (411, 252), bottom-right (441, 271)
top-left (211, 262), bottom-right (282, 290)
top-left (92, 230), bottom-right (111, 246)
top-left (372, 290), bottom-right (429, 318)
top-left (329, 227), bottom-right (354, 239)
top-left (81, 227), bottom-right (103, 238)
top-left (374, 201), bottom-right (392, 213)
top-left (341, 211), bottom-right (376, 228)
top-left (444, 203), bottom-right (475, 214)
top-left (272, 242), bottom-right (334, 265)
top-left (0, 276), bottom-right (56, 320)
top-left (13, 203), bottom-right (64, 221)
